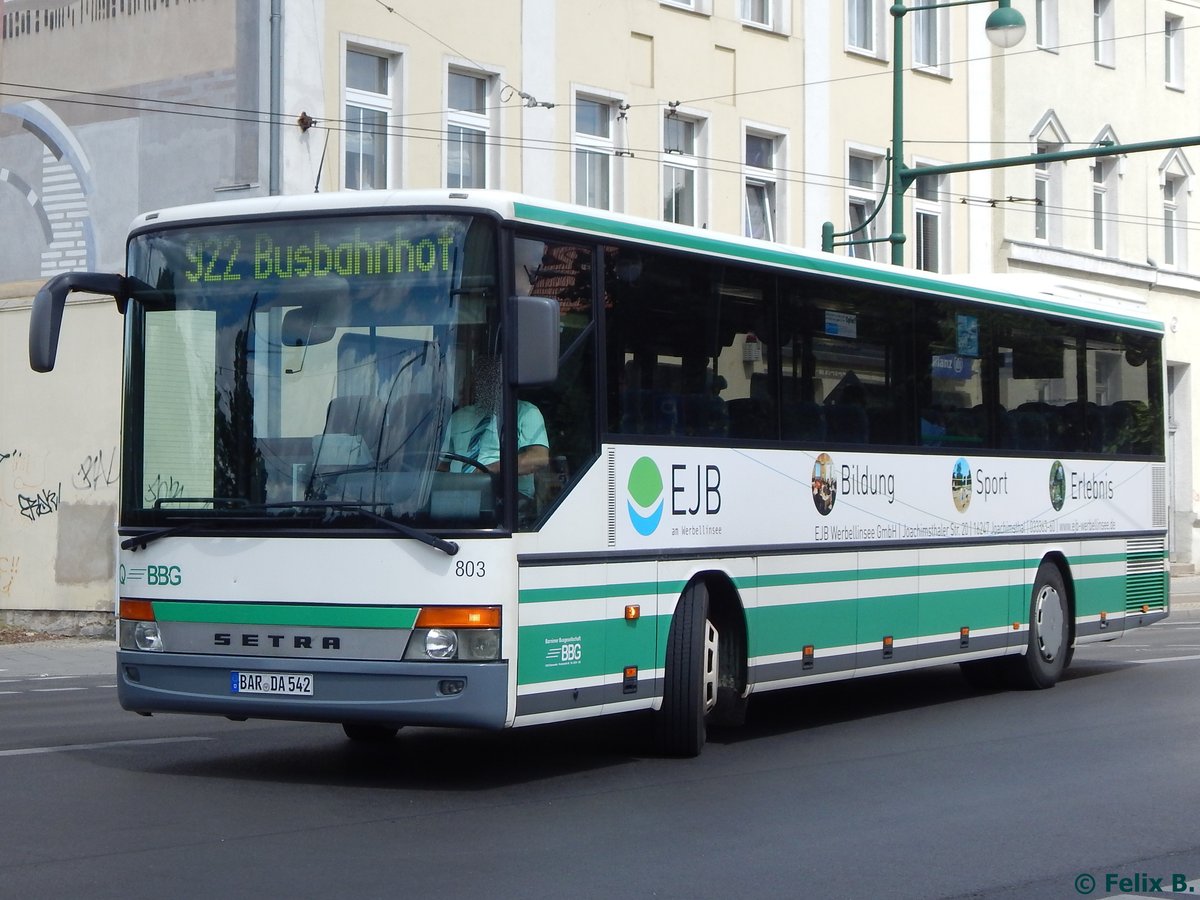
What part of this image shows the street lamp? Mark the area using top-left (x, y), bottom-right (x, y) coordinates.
top-left (821, 1), bottom-right (1026, 262)
top-left (888, 0), bottom-right (1026, 265)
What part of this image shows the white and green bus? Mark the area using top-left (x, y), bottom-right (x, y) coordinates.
top-left (30, 190), bottom-right (1168, 756)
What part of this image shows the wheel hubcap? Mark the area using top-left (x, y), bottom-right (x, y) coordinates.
top-left (703, 619), bottom-right (719, 714)
top-left (1035, 585), bottom-right (1064, 661)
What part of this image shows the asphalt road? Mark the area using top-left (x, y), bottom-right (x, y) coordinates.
top-left (2, 616), bottom-right (1200, 900)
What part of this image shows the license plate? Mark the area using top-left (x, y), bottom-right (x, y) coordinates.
top-left (231, 671), bottom-right (314, 695)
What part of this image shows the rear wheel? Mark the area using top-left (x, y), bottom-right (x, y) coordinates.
top-left (655, 582), bottom-right (719, 757)
top-left (1006, 563), bottom-right (1069, 689)
top-left (342, 722), bottom-right (401, 742)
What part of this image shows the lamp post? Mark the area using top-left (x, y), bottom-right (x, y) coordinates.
top-left (821, 4), bottom-right (1200, 261)
top-left (888, 0), bottom-right (1025, 265)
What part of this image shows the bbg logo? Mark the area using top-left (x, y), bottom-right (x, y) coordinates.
top-left (627, 456), bottom-right (665, 536)
top-left (147, 565), bottom-right (182, 586)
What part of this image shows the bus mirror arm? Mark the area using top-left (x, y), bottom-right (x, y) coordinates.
top-left (29, 272), bottom-right (127, 373)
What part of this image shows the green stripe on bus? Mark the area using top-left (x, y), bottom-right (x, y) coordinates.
top-left (151, 601), bottom-right (420, 629)
top-left (516, 616), bottom-right (667, 685)
top-left (513, 203), bottom-right (1163, 333)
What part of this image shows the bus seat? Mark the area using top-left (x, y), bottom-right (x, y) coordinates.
top-left (825, 404), bottom-right (869, 444)
top-left (313, 395), bottom-right (384, 471)
top-left (682, 393), bottom-right (729, 437)
top-left (727, 397), bottom-right (775, 440)
top-left (782, 401), bottom-right (825, 442)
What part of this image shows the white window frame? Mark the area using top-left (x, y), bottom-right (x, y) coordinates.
top-left (846, 147), bottom-right (886, 261)
top-left (1091, 155), bottom-right (1119, 256)
top-left (1166, 14), bottom-right (1184, 89)
top-left (912, 0), bottom-right (949, 74)
top-left (847, 0), bottom-right (887, 59)
top-left (743, 126), bottom-right (785, 242)
top-left (1031, 113), bottom-right (1068, 246)
top-left (660, 0), bottom-right (712, 14)
top-left (1035, 0), bottom-right (1058, 51)
top-left (662, 107), bottom-right (706, 227)
top-left (1093, 0), bottom-right (1115, 68)
top-left (912, 165), bottom-right (947, 273)
top-left (573, 89), bottom-right (624, 211)
top-left (1160, 151), bottom-right (1193, 269)
top-left (740, 0), bottom-right (789, 33)
top-left (343, 41), bottom-right (401, 191)
top-left (446, 66), bottom-right (496, 190)
top-left (1163, 173), bottom-right (1187, 268)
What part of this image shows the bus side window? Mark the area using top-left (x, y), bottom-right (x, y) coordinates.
top-left (515, 236), bottom-right (598, 528)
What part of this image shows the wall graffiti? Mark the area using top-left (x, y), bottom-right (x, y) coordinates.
top-left (0, 556), bottom-right (17, 595)
top-left (73, 447), bottom-right (119, 491)
top-left (146, 474), bottom-right (185, 504)
top-left (18, 483), bottom-right (61, 522)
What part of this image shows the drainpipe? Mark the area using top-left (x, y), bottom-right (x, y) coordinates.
top-left (269, 0), bottom-right (282, 195)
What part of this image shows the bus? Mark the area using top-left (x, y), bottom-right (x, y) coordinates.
top-left (29, 189), bottom-right (1168, 756)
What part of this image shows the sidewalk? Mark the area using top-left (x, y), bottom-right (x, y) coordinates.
top-left (2, 575), bottom-right (1199, 679)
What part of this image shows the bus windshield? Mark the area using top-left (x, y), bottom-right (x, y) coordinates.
top-left (121, 212), bottom-right (504, 532)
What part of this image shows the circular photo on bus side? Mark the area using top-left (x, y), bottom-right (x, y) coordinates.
top-left (812, 453), bottom-right (837, 516)
top-left (1049, 460), bottom-right (1066, 511)
top-left (951, 457), bottom-right (972, 513)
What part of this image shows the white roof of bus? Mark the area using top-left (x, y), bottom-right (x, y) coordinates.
top-left (129, 189), bottom-right (1163, 333)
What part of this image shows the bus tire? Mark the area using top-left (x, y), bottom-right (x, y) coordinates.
top-left (1007, 563), bottom-right (1069, 690)
top-left (655, 582), bottom-right (718, 757)
top-left (342, 722), bottom-right (401, 742)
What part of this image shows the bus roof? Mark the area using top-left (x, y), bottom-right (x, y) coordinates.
top-left (130, 189), bottom-right (1164, 335)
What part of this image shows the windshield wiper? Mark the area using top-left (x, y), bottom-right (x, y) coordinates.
top-left (122, 500), bottom-right (459, 556)
top-left (279, 501), bottom-right (459, 556)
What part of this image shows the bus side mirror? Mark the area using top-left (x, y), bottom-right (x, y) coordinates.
top-left (29, 272), bottom-right (126, 372)
top-left (514, 295), bottom-right (560, 385)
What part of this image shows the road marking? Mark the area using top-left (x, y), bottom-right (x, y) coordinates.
top-left (31, 687), bottom-right (86, 693)
top-left (1131, 653), bottom-right (1200, 665)
top-left (0, 736), bottom-right (214, 758)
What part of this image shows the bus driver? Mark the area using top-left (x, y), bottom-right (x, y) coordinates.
top-left (441, 355), bottom-right (549, 500)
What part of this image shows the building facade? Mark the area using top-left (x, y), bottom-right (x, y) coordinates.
top-left (0, 0), bottom-right (1195, 630)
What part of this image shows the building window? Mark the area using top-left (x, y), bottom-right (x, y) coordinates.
top-left (741, 0), bottom-right (771, 28)
top-left (447, 70), bottom-right (491, 189)
top-left (913, 170), bottom-right (944, 272)
top-left (744, 131), bottom-right (781, 241)
top-left (1035, 0), bottom-right (1058, 50)
top-left (1166, 14), bottom-right (1184, 88)
top-left (575, 96), bottom-right (616, 210)
top-left (1092, 156), bottom-right (1118, 255)
top-left (848, 0), bottom-right (884, 56)
top-left (345, 48), bottom-right (393, 190)
top-left (1093, 0), bottom-right (1114, 68)
top-left (663, 113), bottom-right (702, 226)
top-left (912, 0), bottom-right (947, 71)
top-left (847, 152), bottom-right (884, 260)
top-left (1033, 137), bottom-right (1066, 245)
top-left (1164, 173), bottom-right (1187, 268)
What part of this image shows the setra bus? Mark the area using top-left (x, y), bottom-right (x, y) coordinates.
top-left (29, 190), bottom-right (1169, 756)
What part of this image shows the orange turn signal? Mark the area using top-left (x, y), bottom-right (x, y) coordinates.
top-left (119, 599), bottom-right (156, 621)
top-left (624, 604), bottom-right (640, 621)
top-left (415, 606), bottom-right (500, 629)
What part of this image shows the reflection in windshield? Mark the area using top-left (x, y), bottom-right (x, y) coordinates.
top-left (123, 213), bottom-right (502, 531)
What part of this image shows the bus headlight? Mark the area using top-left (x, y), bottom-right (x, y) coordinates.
top-left (403, 607), bottom-right (502, 661)
top-left (403, 627), bottom-right (501, 661)
top-left (118, 599), bottom-right (163, 652)
top-left (424, 628), bottom-right (458, 660)
top-left (119, 619), bottom-right (163, 652)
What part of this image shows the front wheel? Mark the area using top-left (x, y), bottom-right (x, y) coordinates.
top-left (1006, 563), bottom-right (1070, 690)
top-left (655, 582), bottom-right (719, 757)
